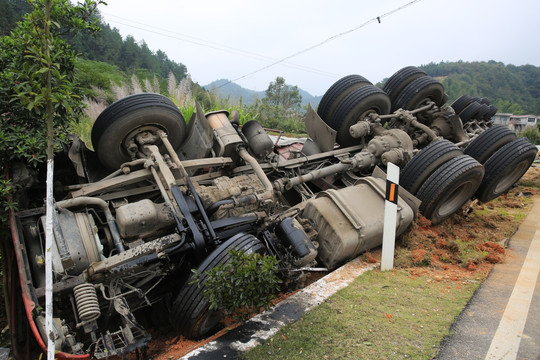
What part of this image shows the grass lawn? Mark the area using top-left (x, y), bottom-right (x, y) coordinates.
top-left (242, 269), bottom-right (481, 360)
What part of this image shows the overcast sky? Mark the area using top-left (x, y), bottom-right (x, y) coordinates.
top-left (99, 0), bottom-right (540, 96)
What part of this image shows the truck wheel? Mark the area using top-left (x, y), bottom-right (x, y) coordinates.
top-left (464, 125), bottom-right (516, 164)
top-left (475, 138), bottom-right (538, 203)
top-left (329, 85), bottom-right (391, 147)
top-left (400, 140), bottom-right (463, 195)
top-left (317, 75), bottom-right (372, 122)
top-left (391, 76), bottom-right (445, 112)
top-left (458, 101), bottom-right (483, 123)
top-left (91, 93), bottom-right (186, 170)
top-left (480, 97), bottom-right (491, 105)
top-left (416, 155), bottom-right (484, 224)
top-left (171, 233), bottom-right (267, 338)
top-left (474, 104), bottom-right (492, 121)
top-left (451, 95), bottom-right (474, 115)
top-left (382, 66), bottom-right (426, 104)
top-left (484, 105), bottom-right (498, 120)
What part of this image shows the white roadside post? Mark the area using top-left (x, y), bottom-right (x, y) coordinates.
top-left (45, 159), bottom-right (55, 359)
top-left (381, 163), bottom-right (400, 271)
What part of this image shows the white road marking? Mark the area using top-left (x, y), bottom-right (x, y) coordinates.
top-left (485, 228), bottom-right (540, 360)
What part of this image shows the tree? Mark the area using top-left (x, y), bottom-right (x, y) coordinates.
top-left (119, 35), bottom-right (141, 69)
top-left (0, 0), bottom-right (103, 222)
top-left (495, 100), bottom-right (525, 115)
top-left (0, 0), bottom-right (32, 36)
top-left (421, 61), bottom-right (540, 114)
top-left (264, 76), bottom-right (302, 111)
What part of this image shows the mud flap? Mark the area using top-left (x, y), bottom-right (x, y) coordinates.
top-left (303, 104), bottom-right (337, 152)
top-left (177, 101), bottom-right (214, 163)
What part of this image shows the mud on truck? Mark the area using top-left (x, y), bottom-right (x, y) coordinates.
top-left (3, 66), bottom-right (538, 358)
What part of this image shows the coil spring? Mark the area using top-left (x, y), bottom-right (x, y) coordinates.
top-left (73, 283), bottom-right (101, 323)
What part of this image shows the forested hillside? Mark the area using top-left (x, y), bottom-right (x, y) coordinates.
top-left (1, 0), bottom-right (187, 82)
top-left (418, 61), bottom-right (540, 115)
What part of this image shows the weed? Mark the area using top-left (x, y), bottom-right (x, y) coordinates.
top-left (393, 248), bottom-right (413, 268)
top-left (453, 238), bottom-right (489, 266)
top-left (513, 212), bottom-right (527, 222)
top-left (518, 179), bottom-right (540, 188)
top-left (69, 116), bottom-right (94, 149)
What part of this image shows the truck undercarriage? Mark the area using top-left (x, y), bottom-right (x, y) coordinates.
top-left (4, 67), bottom-right (537, 359)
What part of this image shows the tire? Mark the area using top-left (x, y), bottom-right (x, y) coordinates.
top-left (91, 93), bottom-right (186, 170)
top-left (416, 155), bottom-right (484, 224)
top-left (317, 75), bottom-right (372, 122)
top-left (475, 138), bottom-right (538, 202)
top-left (400, 140), bottom-right (463, 195)
top-left (329, 85), bottom-right (391, 147)
top-left (464, 125), bottom-right (516, 164)
top-left (484, 105), bottom-right (498, 120)
top-left (479, 97), bottom-right (491, 105)
top-left (171, 233), bottom-right (267, 338)
top-left (451, 95), bottom-right (474, 115)
top-left (382, 66), bottom-right (427, 103)
top-left (458, 101), bottom-right (482, 123)
top-left (475, 104), bottom-right (491, 121)
top-left (391, 76), bottom-right (445, 112)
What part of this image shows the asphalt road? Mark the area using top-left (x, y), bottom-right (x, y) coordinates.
top-left (436, 199), bottom-right (540, 360)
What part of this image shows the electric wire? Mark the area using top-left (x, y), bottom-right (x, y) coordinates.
top-left (103, 13), bottom-right (339, 78)
top-left (217, 0), bottom-right (424, 89)
top-left (102, 0), bottom-right (424, 89)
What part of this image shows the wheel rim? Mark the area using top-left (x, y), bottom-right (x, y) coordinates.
top-left (493, 159), bottom-right (531, 194)
top-left (356, 109), bottom-right (378, 123)
top-left (198, 309), bottom-right (225, 335)
top-left (436, 180), bottom-right (476, 217)
top-left (417, 98), bottom-right (434, 108)
top-left (123, 124), bottom-right (168, 155)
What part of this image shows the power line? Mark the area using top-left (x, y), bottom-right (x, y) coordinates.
top-left (216, 0), bottom-right (425, 89)
top-left (103, 13), bottom-right (340, 78)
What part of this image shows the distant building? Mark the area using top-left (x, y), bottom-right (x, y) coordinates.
top-left (492, 113), bottom-right (539, 132)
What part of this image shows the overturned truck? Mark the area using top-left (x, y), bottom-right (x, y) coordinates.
top-left (5, 66), bottom-right (538, 358)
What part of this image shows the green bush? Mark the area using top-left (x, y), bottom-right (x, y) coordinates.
top-left (519, 126), bottom-right (540, 145)
top-left (191, 249), bottom-right (281, 320)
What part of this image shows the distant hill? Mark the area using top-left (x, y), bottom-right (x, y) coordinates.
top-left (417, 61), bottom-right (540, 115)
top-left (204, 79), bottom-right (322, 108)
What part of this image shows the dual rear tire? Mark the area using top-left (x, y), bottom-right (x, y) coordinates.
top-left (401, 133), bottom-right (537, 223)
top-left (401, 140), bottom-right (483, 224)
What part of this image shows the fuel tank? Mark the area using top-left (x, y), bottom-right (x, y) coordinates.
top-left (301, 177), bottom-right (414, 269)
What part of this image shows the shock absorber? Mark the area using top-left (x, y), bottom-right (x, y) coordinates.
top-left (73, 283), bottom-right (101, 325)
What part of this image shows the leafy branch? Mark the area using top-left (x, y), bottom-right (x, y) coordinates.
top-left (191, 249), bottom-right (281, 321)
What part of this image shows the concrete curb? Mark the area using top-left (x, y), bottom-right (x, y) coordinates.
top-left (181, 257), bottom-right (377, 359)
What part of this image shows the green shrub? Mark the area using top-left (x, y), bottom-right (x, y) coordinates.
top-left (191, 249), bottom-right (281, 320)
top-left (519, 126), bottom-right (540, 145)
